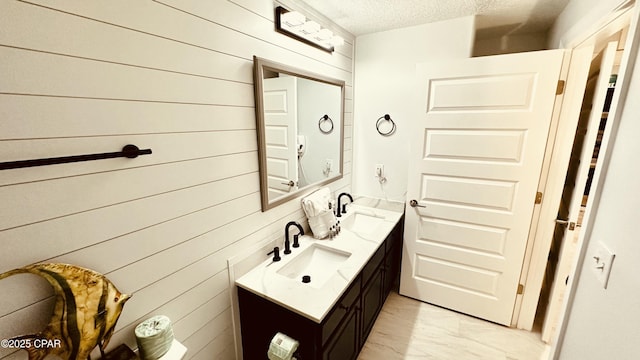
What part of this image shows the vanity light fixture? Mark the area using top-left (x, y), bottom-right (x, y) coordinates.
top-left (275, 6), bottom-right (345, 53)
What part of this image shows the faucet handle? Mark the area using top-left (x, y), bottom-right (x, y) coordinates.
top-left (293, 234), bottom-right (300, 248)
top-left (268, 247), bottom-right (281, 262)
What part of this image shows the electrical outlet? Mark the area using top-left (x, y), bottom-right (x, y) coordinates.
top-left (590, 241), bottom-right (615, 289)
top-left (375, 164), bottom-right (384, 178)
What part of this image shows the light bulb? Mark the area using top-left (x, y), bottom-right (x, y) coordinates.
top-left (302, 20), bottom-right (320, 35)
top-left (282, 11), bottom-right (305, 27)
top-left (315, 28), bottom-right (333, 40)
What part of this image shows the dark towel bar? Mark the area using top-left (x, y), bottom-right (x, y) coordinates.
top-left (0, 144), bottom-right (152, 170)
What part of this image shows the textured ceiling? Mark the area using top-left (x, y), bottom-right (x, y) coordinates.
top-left (299, 0), bottom-right (571, 37)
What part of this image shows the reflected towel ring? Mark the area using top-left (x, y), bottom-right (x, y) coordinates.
top-left (376, 114), bottom-right (396, 136)
top-left (318, 114), bottom-right (334, 134)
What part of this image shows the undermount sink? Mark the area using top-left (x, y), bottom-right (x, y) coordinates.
top-left (341, 211), bottom-right (385, 236)
top-left (277, 243), bottom-right (352, 289)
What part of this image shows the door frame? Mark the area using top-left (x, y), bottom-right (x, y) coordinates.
top-left (512, 0), bottom-right (638, 335)
top-left (550, 4), bottom-right (640, 358)
top-left (540, 40), bottom-right (620, 342)
top-left (511, 45), bottom-right (591, 330)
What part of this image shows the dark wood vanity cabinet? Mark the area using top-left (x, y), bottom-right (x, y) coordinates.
top-left (360, 245), bottom-right (385, 343)
top-left (321, 278), bottom-right (361, 360)
top-left (237, 217), bottom-right (404, 360)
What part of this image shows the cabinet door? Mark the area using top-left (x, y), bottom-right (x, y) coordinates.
top-left (322, 276), bottom-right (361, 346)
top-left (361, 269), bottom-right (384, 344)
top-left (384, 240), bottom-right (401, 295)
top-left (383, 252), bottom-right (395, 296)
top-left (384, 218), bottom-right (404, 295)
top-left (323, 306), bottom-right (360, 360)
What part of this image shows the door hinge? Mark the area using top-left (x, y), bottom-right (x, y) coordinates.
top-left (556, 80), bottom-right (566, 95)
top-left (535, 192), bottom-right (543, 205)
top-left (517, 284), bottom-right (524, 295)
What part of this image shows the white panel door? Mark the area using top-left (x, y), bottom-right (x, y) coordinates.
top-left (263, 76), bottom-right (298, 199)
top-left (400, 50), bottom-right (565, 325)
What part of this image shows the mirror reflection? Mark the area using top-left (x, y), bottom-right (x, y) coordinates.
top-left (254, 56), bottom-right (344, 211)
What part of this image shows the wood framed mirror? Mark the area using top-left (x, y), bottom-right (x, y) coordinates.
top-left (253, 56), bottom-right (345, 211)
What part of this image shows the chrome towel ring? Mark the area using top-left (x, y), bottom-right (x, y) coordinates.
top-left (376, 114), bottom-right (396, 136)
top-left (318, 114), bottom-right (334, 134)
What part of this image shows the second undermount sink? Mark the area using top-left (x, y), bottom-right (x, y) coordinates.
top-left (277, 243), bottom-right (352, 289)
top-left (341, 211), bottom-right (385, 236)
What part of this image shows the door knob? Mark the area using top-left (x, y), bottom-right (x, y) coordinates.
top-left (281, 180), bottom-right (295, 187)
top-left (409, 199), bottom-right (426, 208)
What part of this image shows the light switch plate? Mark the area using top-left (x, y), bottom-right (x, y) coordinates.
top-left (590, 241), bottom-right (615, 289)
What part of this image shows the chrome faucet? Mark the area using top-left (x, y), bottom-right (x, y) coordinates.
top-left (336, 193), bottom-right (354, 217)
top-left (284, 221), bottom-right (304, 255)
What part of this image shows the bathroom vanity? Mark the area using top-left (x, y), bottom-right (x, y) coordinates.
top-left (236, 204), bottom-right (404, 360)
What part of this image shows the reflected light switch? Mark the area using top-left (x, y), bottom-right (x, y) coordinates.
top-left (590, 241), bottom-right (615, 289)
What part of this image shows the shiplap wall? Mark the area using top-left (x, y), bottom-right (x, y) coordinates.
top-left (0, 1), bottom-right (354, 359)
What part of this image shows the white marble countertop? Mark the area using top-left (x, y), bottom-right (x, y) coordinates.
top-left (235, 203), bottom-right (404, 323)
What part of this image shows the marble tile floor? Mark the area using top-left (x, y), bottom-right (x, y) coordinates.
top-left (358, 292), bottom-right (550, 360)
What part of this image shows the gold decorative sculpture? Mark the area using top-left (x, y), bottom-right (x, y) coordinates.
top-left (0, 263), bottom-right (131, 360)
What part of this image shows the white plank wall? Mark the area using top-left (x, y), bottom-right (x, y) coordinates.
top-left (0, 0), bottom-right (354, 359)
